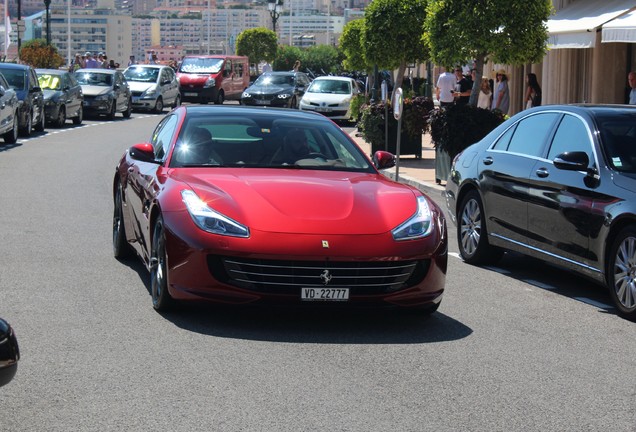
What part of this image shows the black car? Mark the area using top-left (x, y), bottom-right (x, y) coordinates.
top-left (445, 104), bottom-right (636, 321)
top-left (36, 69), bottom-right (84, 127)
top-left (240, 71), bottom-right (311, 108)
top-left (0, 318), bottom-right (19, 388)
top-left (74, 69), bottom-right (132, 120)
top-left (0, 72), bottom-right (19, 144)
top-left (0, 63), bottom-right (45, 136)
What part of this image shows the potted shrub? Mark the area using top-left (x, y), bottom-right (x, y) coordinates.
top-left (429, 104), bottom-right (506, 160)
top-left (357, 96), bottom-right (435, 157)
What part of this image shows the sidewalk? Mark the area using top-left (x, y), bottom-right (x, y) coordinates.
top-left (349, 129), bottom-right (446, 197)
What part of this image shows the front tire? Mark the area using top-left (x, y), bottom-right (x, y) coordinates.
top-left (457, 190), bottom-right (503, 265)
top-left (608, 226), bottom-right (636, 321)
top-left (72, 105), bottom-right (83, 125)
top-left (150, 215), bottom-right (174, 311)
top-left (19, 111), bottom-right (32, 136)
top-left (34, 107), bottom-right (45, 132)
top-left (54, 106), bottom-right (66, 128)
top-left (3, 114), bottom-right (18, 143)
top-left (215, 90), bottom-right (224, 105)
top-left (172, 94), bottom-right (181, 109)
top-left (153, 97), bottom-right (164, 114)
top-left (107, 101), bottom-right (116, 120)
top-left (122, 98), bottom-right (132, 118)
top-left (113, 184), bottom-right (133, 260)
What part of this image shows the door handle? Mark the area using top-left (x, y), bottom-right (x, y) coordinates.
top-left (535, 168), bottom-right (549, 178)
top-left (482, 157), bottom-right (494, 165)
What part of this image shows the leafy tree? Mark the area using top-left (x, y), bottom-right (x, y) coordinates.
top-left (19, 39), bottom-right (65, 69)
top-left (424, 0), bottom-right (552, 105)
top-left (339, 19), bottom-right (369, 72)
top-left (273, 45), bottom-right (304, 72)
top-left (236, 28), bottom-right (278, 75)
top-left (303, 44), bottom-right (342, 75)
top-left (362, 0), bottom-right (429, 98)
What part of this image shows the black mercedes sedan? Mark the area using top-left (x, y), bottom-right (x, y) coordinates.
top-left (445, 104), bottom-right (636, 321)
top-left (240, 71), bottom-right (311, 109)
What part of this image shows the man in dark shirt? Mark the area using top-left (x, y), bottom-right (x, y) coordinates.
top-left (454, 67), bottom-right (472, 105)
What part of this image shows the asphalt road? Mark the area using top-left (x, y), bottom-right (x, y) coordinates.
top-left (0, 112), bottom-right (635, 432)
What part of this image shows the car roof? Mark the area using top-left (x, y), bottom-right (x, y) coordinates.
top-left (312, 76), bottom-right (352, 82)
top-left (75, 68), bottom-right (116, 74)
top-left (0, 63), bottom-right (31, 71)
top-left (35, 68), bottom-right (68, 75)
top-left (125, 64), bottom-right (165, 69)
top-left (180, 104), bottom-right (329, 121)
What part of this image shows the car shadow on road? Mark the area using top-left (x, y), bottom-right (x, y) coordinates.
top-left (161, 304), bottom-right (473, 345)
top-left (0, 142), bottom-right (23, 152)
top-left (119, 255), bottom-right (473, 344)
top-left (478, 251), bottom-right (616, 316)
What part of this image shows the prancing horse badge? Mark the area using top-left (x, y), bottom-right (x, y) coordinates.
top-left (322, 240), bottom-right (329, 248)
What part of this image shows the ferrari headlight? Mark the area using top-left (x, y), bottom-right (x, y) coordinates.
top-left (181, 190), bottom-right (250, 238)
top-left (391, 196), bottom-right (433, 241)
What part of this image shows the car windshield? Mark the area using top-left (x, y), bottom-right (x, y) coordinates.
top-left (254, 74), bottom-right (294, 86)
top-left (0, 69), bottom-right (26, 90)
top-left (179, 58), bottom-right (223, 74)
top-left (599, 113), bottom-right (636, 174)
top-left (124, 67), bottom-right (159, 83)
top-left (74, 72), bottom-right (112, 86)
top-left (308, 80), bottom-right (351, 94)
top-left (169, 112), bottom-right (372, 172)
top-left (37, 73), bottom-right (62, 90)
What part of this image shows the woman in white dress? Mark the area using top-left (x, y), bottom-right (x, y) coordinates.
top-left (477, 78), bottom-right (492, 109)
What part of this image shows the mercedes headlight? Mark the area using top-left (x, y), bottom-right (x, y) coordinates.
top-left (391, 196), bottom-right (433, 240)
top-left (181, 190), bottom-right (250, 238)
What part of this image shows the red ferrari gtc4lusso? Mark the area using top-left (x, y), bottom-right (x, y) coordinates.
top-left (113, 105), bottom-right (447, 312)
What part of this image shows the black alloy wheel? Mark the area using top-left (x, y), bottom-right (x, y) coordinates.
top-left (608, 226), bottom-right (636, 321)
top-left (457, 190), bottom-right (503, 265)
top-left (113, 184), bottom-right (133, 259)
top-left (150, 215), bottom-right (173, 311)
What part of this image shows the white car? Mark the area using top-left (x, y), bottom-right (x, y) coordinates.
top-left (123, 65), bottom-right (181, 113)
top-left (298, 76), bottom-right (361, 122)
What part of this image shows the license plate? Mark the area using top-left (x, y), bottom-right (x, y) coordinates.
top-left (301, 287), bottom-right (349, 301)
top-left (316, 107), bottom-right (332, 112)
top-left (184, 92), bottom-right (197, 97)
top-left (255, 100), bottom-right (270, 105)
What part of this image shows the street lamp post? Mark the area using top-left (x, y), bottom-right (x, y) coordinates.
top-left (43, 0), bottom-right (51, 45)
top-left (267, 0), bottom-right (283, 34)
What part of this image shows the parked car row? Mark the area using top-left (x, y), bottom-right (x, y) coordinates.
top-left (238, 71), bottom-right (361, 123)
top-left (0, 63), bottom-right (182, 145)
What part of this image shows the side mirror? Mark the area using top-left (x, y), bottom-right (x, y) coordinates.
top-left (0, 318), bottom-right (20, 388)
top-left (553, 151), bottom-right (589, 171)
top-left (128, 142), bottom-right (157, 163)
top-left (373, 150), bottom-right (396, 170)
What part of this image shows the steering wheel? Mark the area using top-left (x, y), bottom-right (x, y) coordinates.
top-left (307, 152), bottom-right (329, 161)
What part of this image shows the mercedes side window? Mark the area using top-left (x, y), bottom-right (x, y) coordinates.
top-left (548, 114), bottom-right (593, 162)
top-left (492, 124), bottom-right (516, 151)
top-left (506, 113), bottom-right (559, 157)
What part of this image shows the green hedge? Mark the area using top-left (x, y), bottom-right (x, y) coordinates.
top-left (429, 105), bottom-right (506, 160)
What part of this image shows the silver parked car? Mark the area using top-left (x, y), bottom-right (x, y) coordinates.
top-left (123, 64), bottom-right (180, 113)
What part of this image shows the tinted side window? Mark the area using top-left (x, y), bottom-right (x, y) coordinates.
top-left (507, 113), bottom-right (559, 157)
top-left (492, 124), bottom-right (516, 151)
top-left (152, 114), bottom-right (178, 160)
top-left (548, 114), bottom-right (593, 161)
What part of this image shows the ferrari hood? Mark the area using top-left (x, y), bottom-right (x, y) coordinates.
top-left (172, 169), bottom-right (419, 235)
top-left (80, 86), bottom-right (111, 96)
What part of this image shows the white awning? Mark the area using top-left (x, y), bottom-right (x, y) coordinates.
top-left (602, 10), bottom-right (636, 43)
top-left (547, 0), bottom-right (636, 49)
